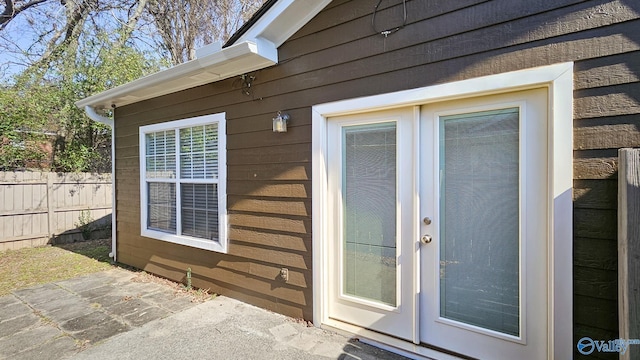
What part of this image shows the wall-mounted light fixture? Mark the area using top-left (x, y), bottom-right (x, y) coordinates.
top-left (272, 111), bottom-right (289, 133)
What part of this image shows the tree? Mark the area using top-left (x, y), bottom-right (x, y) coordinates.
top-left (0, 0), bottom-right (49, 31)
top-left (147, 0), bottom-right (266, 65)
top-left (0, 0), bottom-right (267, 171)
top-left (1, 0), bottom-right (160, 171)
top-left (0, 35), bottom-right (163, 171)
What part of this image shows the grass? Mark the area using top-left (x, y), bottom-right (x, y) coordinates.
top-left (0, 238), bottom-right (216, 302)
top-left (0, 239), bottom-right (113, 296)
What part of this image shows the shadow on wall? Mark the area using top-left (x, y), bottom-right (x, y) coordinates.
top-left (51, 213), bottom-right (112, 245)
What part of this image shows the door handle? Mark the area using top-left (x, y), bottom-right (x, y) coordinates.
top-left (421, 234), bottom-right (432, 244)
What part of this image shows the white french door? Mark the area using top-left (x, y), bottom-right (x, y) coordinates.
top-left (419, 89), bottom-right (548, 359)
top-left (325, 89), bottom-right (549, 359)
top-left (326, 107), bottom-right (419, 342)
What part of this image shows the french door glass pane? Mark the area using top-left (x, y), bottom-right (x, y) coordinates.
top-left (147, 182), bottom-right (176, 233)
top-left (342, 123), bottom-right (397, 306)
top-left (439, 108), bottom-right (520, 336)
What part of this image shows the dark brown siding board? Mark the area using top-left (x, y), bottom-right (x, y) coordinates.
top-left (226, 126), bottom-right (311, 150)
top-left (574, 179), bottom-right (617, 210)
top-left (229, 213), bottom-right (311, 234)
top-left (574, 208), bottom-right (617, 240)
top-left (227, 144), bottom-right (311, 165)
top-left (226, 109), bottom-right (311, 135)
top-left (115, 145), bottom-right (138, 159)
top-left (115, 206), bottom-right (139, 220)
top-left (229, 227), bottom-right (310, 252)
top-left (114, 157), bottom-right (139, 171)
top-left (227, 163), bottom-right (311, 181)
top-left (116, 132), bottom-right (140, 149)
top-left (574, 295), bottom-right (618, 332)
top-left (574, 115), bottom-right (640, 150)
top-left (114, 176), bottom-right (140, 189)
top-left (115, 169), bottom-right (141, 185)
top-left (574, 51), bottom-right (640, 90)
top-left (574, 238), bottom-right (617, 271)
top-left (574, 156), bottom-right (618, 180)
top-left (574, 83), bottom-right (640, 119)
top-left (228, 242), bottom-right (311, 270)
top-left (228, 197), bottom-right (311, 217)
top-left (574, 266), bottom-right (618, 300)
top-left (227, 181), bottom-right (310, 198)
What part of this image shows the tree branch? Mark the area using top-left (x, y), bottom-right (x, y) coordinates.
top-left (1, 0), bottom-right (49, 30)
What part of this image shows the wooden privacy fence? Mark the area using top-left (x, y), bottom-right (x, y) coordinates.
top-left (0, 172), bottom-right (112, 251)
top-left (619, 148), bottom-right (640, 360)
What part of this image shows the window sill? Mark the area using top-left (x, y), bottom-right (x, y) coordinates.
top-left (141, 229), bottom-right (227, 253)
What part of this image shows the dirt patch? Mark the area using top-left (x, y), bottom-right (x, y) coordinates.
top-left (130, 271), bottom-right (215, 303)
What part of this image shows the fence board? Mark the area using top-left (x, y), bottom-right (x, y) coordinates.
top-left (619, 148), bottom-right (640, 360)
top-left (0, 172), bottom-right (112, 250)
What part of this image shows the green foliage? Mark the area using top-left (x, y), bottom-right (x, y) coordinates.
top-left (0, 32), bottom-right (163, 172)
top-left (75, 209), bottom-right (95, 240)
top-left (0, 83), bottom-right (53, 170)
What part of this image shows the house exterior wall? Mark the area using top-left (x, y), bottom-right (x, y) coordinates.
top-left (113, 0), bottom-right (639, 356)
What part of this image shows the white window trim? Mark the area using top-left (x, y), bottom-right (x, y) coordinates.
top-left (139, 113), bottom-right (227, 253)
top-left (312, 62), bottom-right (573, 359)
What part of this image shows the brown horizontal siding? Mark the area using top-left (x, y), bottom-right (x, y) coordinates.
top-left (116, 249), bottom-right (311, 319)
top-left (228, 227), bottom-right (310, 252)
top-left (227, 144), bottom-right (311, 165)
top-left (574, 179), bottom-right (617, 210)
top-left (574, 237), bottom-right (617, 271)
top-left (112, 0), bottom-right (640, 343)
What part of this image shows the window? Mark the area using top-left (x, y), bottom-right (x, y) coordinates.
top-left (139, 113), bottom-right (227, 252)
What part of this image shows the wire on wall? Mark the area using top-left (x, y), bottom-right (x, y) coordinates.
top-left (371, 0), bottom-right (408, 37)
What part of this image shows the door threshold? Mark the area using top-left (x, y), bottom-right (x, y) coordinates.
top-left (322, 319), bottom-right (472, 360)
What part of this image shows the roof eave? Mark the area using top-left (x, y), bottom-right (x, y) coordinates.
top-left (230, 0), bottom-right (332, 48)
top-left (77, 0), bottom-right (334, 112)
top-left (75, 40), bottom-right (276, 110)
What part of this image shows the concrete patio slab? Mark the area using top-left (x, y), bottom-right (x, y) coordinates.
top-left (0, 268), bottom-right (412, 360)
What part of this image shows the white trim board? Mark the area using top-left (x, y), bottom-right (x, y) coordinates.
top-left (76, 41), bottom-right (276, 110)
top-left (311, 62), bottom-right (573, 360)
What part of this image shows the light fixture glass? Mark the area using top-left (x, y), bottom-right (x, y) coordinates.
top-left (272, 111), bottom-right (289, 133)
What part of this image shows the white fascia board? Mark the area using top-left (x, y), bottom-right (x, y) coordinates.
top-left (75, 40), bottom-right (277, 110)
top-left (233, 0), bottom-right (332, 47)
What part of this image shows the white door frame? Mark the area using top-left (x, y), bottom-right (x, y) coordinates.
top-left (311, 62), bottom-right (574, 359)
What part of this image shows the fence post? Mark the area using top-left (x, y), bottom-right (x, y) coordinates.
top-left (46, 173), bottom-right (54, 239)
top-left (619, 148), bottom-right (640, 360)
